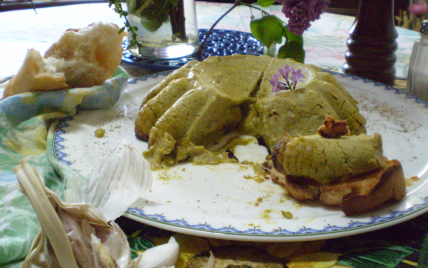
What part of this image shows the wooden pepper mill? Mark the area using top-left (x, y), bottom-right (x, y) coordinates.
top-left (343, 0), bottom-right (398, 86)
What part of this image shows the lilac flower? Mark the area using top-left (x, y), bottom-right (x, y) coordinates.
top-left (278, 65), bottom-right (294, 80)
top-left (408, 2), bottom-right (428, 17)
top-left (270, 74), bottom-right (287, 93)
top-left (271, 65), bottom-right (306, 93)
top-left (311, 0), bottom-right (330, 21)
top-left (276, 0), bottom-right (330, 36)
top-left (290, 69), bottom-right (305, 89)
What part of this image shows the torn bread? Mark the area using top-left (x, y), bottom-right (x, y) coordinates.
top-left (4, 22), bottom-right (127, 98)
top-left (4, 49), bottom-right (68, 98)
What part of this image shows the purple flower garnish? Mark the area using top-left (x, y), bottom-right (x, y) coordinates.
top-left (278, 65), bottom-right (294, 80)
top-left (271, 65), bottom-right (306, 93)
top-left (290, 69), bottom-right (305, 89)
top-left (277, 0), bottom-right (330, 36)
top-left (270, 74), bottom-right (287, 93)
top-left (408, 2), bottom-right (428, 17)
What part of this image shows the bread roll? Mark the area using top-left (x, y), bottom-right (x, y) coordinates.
top-left (44, 22), bottom-right (127, 88)
top-left (4, 22), bottom-right (127, 98)
top-left (4, 49), bottom-right (68, 98)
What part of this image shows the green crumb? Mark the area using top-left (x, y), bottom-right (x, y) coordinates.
top-left (281, 211), bottom-right (293, 219)
top-left (95, 128), bottom-right (105, 138)
top-left (257, 197), bottom-right (263, 202)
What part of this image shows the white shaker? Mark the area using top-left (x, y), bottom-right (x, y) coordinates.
top-left (408, 20), bottom-right (428, 101)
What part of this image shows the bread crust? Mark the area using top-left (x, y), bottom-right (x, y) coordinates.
top-left (271, 158), bottom-right (406, 216)
top-left (3, 49), bottom-right (68, 98)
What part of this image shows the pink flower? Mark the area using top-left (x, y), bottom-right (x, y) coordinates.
top-left (408, 2), bottom-right (428, 17)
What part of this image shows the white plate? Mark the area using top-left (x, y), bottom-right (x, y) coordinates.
top-left (53, 71), bottom-right (428, 242)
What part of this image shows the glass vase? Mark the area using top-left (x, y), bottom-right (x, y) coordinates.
top-left (126, 0), bottom-right (199, 59)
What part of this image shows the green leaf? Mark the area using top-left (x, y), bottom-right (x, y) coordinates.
top-left (337, 245), bottom-right (414, 268)
top-left (127, 39), bottom-right (137, 49)
top-left (139, 13), bottom-right (168, 32)
top-left (250, 15), bottom-right (285, 48)
top-left (128, 237), bottom-right (156, 251)
top-left (127, 236), bottom-right (155, 259)
top-left (323, 238), bottom-right (415, 268)
top-left (284, 27), bottom-right (304, 46)
top-left (257, 0), bottom-right (276, 8)
top-left (127, 0), bottom-right (180, 32)
top-left (278, 41), bottom-right (305, 63)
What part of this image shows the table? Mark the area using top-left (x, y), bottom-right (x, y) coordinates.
top-left (0, 2), bottom-right (420, 81)
top-left (0, 2), bottom-right (426, 268)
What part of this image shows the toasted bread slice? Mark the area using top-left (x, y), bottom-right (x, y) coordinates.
top-left (271, 159), bottom-right (406, 216)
